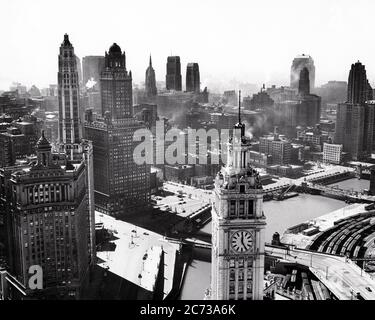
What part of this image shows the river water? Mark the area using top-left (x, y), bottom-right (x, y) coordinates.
top-left (179, 177), bottom-right (370, 300)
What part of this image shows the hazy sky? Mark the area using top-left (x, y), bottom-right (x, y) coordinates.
top-left (1, 0), bottom-right (375, 91)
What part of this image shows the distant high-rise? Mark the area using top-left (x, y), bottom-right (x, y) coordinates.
top-left (298, 67), bottom-right (310, 95)
top-left (82, 56), bottom-right (105, 88)
top-left (186, 63), bottom-right (200, 93)
top-left (58, 34), bottom-right (82, 145)
top-left (76, 55), bottom-right (83, 86)
top-left (145, 55), bottom-right (157, 97)
top-left (166, 56), bottom-right (182, 91)
top-left (335, 61), bottom-right (374, 160)
top-left (101, 43), bottom-right (133, 119)
top-left (347, 61), bottom-right (373, 104)
top-left (290, 54), bottom-right (315, 91)
top-left (275, 68), bottom-right (321, 137)
top-left (84, 43), bottom-right (150, 217)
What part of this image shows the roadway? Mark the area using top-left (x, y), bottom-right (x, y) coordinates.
top-left (266, 245), bottom-right (375, 300)
top-left (163, 182), bottom-right (214, 204)
top-left (304, 182), bottom-right (375, 202)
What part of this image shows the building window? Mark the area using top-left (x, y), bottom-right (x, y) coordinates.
top-left (247, 270), bottom-right (252, 280)
top-left (238, 284), bottom-right (244, 294)
top-left (229, 282), bottom-right (235, 294)
top-left (230, 269), bottom-right (235, 281)
top-left (229, 200), bottom-right (236, 216)
top-left (247, 282), bottom-right (252, 294)
top-left (238, 269), bottom-right (244, 281)
top-left (248, 200), bottom-right (254, 216)
top-left (239, 201), bottom-right (245, 216)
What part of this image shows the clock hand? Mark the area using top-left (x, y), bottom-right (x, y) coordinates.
top-left (241, 233), bottom-right (247, 250)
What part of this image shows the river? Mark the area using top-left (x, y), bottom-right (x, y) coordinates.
top-left (179, 177), bottom-right (369, 300)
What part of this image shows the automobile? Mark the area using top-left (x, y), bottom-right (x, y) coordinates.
top-left (143, 232), bottom-right (149, 236)
top-left (356, 292), bottom-right (365, 300)
top-left (366, 287), bottom-right (372, 292)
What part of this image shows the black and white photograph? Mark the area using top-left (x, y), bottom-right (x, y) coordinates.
top-left (1, 0), bottom-right (375, 315)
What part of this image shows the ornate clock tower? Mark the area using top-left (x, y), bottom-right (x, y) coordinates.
top-left (210, 91), bottom-right (266, 300)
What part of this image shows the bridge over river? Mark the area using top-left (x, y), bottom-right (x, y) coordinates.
top-left (183, 238), bottom-right (375, 300)
top-left (300, 182), bottom-right (375, 203)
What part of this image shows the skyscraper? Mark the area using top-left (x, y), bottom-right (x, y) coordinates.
top-left (100, 43), bottom-right (133, 119)
top-left (186, 63), bottom-right (200, 93)
top-left (58, 34), bottom-right (82, 146)
top-left (145, 55), bottom-right (157, 97)
top-left (290, 54), bottom-right (315, 91)
top-left (166, 56), bottom-right (182, 91)
top-left (210, 94), bottom-right (266, 300)
top-left (0, 132), bottom-right (93, 299)
top-left (275, 68), bottom-right (321, 137)
top-left (76, 55), bottom-right (83, 87)
top-left (298, 67), bottom-right (310, 95)
top-left (57, 35), bottom-right (96, 267)
top-left (335, 61), bottom-right (374, 160)
top-left (84, 43), bottom-right (150, 217)
top-left (82, 56), bottom-right (105, 88)
top-left (347, 61), bottom-right (372, 104)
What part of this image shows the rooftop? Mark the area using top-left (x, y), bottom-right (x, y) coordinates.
top-left (95, 212), bottom-right (179, 298)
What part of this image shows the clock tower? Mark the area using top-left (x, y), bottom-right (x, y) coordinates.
top-left (210, 91), bottom-right (266, 300)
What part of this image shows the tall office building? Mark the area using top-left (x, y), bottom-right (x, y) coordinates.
top-left (58, 34), bottom-right (82, 146)
top-left (275, 68), bottom-right (321, 137)
top-left (0, 132), bottom-right (93, 299)
top-left (82, 56), bottom-right (105, 88)
top-left (100, 43), bottom-right (133, 119)
top-left (186, 63), bottom-right (200, 93)
top-left (76, 56), bottom-right (83, 87)
top-left (57, 34), bottom-right (96, 264)
top-left (335, 61), bottom-right (374, 160)
top-left (347, 61), bottom-right (373, 104)
top-left (297, 68), bottom-right (321, 126)
top-left (210, 96), bottom-right (266, 300)
top-left (298, 67), bottom-right (310, 95)
top-left (166, 56), bottom-right (182, 91)
top-left (290, 54), bottom-right (315, 91)
top-left (84, 43), bottom-right (150, 217)
top-left (145, 55), bottom-right (157, 97)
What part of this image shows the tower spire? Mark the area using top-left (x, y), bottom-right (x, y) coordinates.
top-left (238, 90), bottom-right (241, 124)
top-left (149, 54), bottom-right (152, 67)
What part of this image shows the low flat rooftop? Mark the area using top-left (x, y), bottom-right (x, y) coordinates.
top-left (95, 212), bottom-right (179, 298)
top-left (156, 183), bottom-right (212, 218)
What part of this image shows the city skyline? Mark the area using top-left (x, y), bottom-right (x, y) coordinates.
top-left (2, 0), bottom-right (375, 91)
top-left (4, 0), bottom-right (375, 304)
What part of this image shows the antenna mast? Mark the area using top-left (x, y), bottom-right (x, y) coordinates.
top-left (238, 90), bottom-right (241, 124)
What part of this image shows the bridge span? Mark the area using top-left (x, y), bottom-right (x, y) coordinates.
top-left (183, 238), bottom-right (375, 300)
top-left (300, 182), bottom-right (375, 203)
top-left (266, 245), bottom-right (375, 300)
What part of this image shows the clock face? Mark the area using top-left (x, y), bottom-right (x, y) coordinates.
top-left (231, 231), bottom-right (253, 253)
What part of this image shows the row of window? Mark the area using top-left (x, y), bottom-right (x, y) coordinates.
top-left (229, 281), bottom-right (252, 295)
top-left (229, 200), bottom-right (254, 217)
